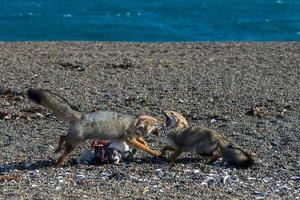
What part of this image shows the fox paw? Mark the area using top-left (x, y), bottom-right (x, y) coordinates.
top-left (153, 151), bottom-right (161, 157)
top-left (158, 154), bottom-right (165, 159)
top-left (53, 161), bottom-right (60, 168)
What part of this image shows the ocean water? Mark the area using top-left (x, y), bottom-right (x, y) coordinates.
top-left (0, 0), bottom-right (299, 41)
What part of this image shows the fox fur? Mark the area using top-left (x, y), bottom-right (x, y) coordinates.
top-left (27, 88), bottom-right (162, 167)
top-left (161, 111), bottom-right (254, 168)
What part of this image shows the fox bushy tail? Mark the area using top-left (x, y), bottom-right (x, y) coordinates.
top-left (27, 88), bottom-right (82, 122)
top-left (222, 145), bottom-right (254, 168)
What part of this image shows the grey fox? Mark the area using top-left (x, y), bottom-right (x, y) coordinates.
top-left (161, 111), bottom-right (254, 168)
top-left (27, 88), bottom-right (162, 167)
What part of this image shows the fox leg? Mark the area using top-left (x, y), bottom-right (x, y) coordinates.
top-left (206, 154), bottom-right (219, 164)
top-left (55, 135), bottom-right (66, 153)
top-left (54, 143), bottom-right (76, 167)
top-left (136, 137), bottom-right (149, 147)
top-left (125, 138), bottom-right (160, 157)
top-left (170, 147), bottom-right (184, 164)
top-left (206, 148), bottom-right (220, 164)
top-left (160, 145), bottom-right (175, 156)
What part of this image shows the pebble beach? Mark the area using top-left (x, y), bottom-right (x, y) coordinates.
top-left (0, 42), bottom-right (299, 199)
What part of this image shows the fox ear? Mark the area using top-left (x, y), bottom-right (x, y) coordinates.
top-left (135, 119), bottom-right (145, 135)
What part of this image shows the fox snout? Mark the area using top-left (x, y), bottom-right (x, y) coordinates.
top-left (163, 110), bottom-right (173, 127)
top-left (163, 110), bottom-right (188, 130)
top-left (135, 115), bottom-right (163, 137)
top-left (152, 126), bottom-right (163, 136)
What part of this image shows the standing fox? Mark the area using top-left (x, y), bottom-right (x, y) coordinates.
top-left (161, 111), bottom-right (254, 168)
top-left (27, 88), bottom-right (162, 167)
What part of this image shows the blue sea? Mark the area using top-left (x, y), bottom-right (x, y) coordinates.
top-left (0, 0), bottom-right (299, 41)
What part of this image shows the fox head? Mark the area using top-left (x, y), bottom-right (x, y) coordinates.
top-left (163, 111), bottom-right (188, 130)
top-left (135, 115), bottom-right (163, 137)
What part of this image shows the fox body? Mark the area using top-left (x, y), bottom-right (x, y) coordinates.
top-left (27, 88), bottom-right (162, 167)
top-left (162, 111), bottom-right (254, 168)
top-left (69, 111), bottom-right (139, 141)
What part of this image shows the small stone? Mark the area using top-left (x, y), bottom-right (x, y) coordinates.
top-left (29, 170), bottom-right (39, 178)
top-left (253, 191), bottom-right (269, 196)
top-left (55, 186), bottom-right (61, 191)
top-left (263, 177), bottom-right (272, 183)
top-left (210, 119), bottom-right (217, 123)
top-left (201, 177), bottom-right (215, 186)
top-left (142, 187), bottom-right (149, 195)
top-left (35, 113), bottom-right (44, 118)
top-left (270, 141), bottom-right (278, 146)
top-left (222, 175), bottom-right (230, 184)
top-left (4, 115), bottom-right (12, 120)
top-left (76, 174), bottom-right (85, 180)
top-left (100, 172), bottom-right (109, 180)
top-left (178, 99), bottom-right (185, 103)
top-left (291, 176), bottom-right (300, 181)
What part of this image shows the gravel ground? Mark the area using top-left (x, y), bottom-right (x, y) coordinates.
top-left (0, 42), bottom-right (299, 199)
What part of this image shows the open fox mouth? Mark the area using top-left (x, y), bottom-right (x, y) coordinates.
top-left (152, 127), bottom-right (162, 136)
top-left (163, 113), bottom-right (171, 127)
top-left (166, 117), bottom-right (171, 127)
